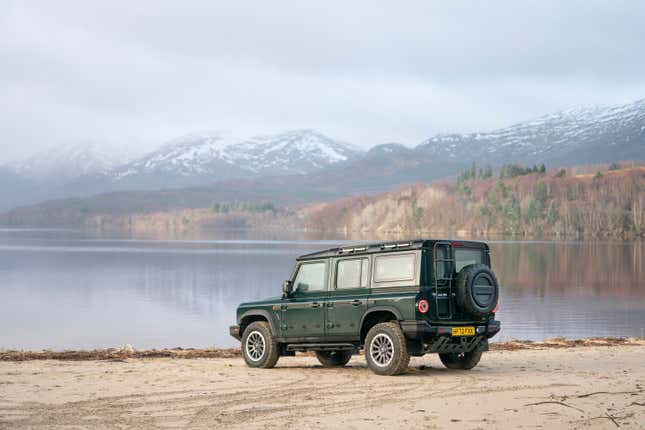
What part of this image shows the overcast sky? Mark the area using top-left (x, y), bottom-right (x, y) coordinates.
top-left (1, 0), bottom-right (645, 162)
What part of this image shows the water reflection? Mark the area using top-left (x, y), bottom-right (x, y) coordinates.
top-left (490, 241), bottom-right (645, 340)
top-left (0, 229), bottom-right (642, 349)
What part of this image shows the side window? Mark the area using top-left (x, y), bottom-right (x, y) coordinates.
top-left (336, 258), bottom-right (369, 289)
top-left (293, 262), bottom-right (326, 292)
top-left (374, 253), bottom-right (415, 283)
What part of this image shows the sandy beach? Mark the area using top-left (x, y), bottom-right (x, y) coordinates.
top-left (1, 339), bottom-right (644, 429)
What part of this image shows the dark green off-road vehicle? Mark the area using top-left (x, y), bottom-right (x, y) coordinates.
top-left (230, 239), bottom-right (501, 375)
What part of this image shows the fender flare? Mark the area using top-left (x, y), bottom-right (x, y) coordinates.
top-left (359, 306), bottom-right (404, 330)
top-left (238, 309), bottom-right (278, 336)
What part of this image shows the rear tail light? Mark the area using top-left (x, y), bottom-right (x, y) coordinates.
top-left (417, 299), bottom-right (430, 314)
top-left (493, 302), bottom-right (499, 313)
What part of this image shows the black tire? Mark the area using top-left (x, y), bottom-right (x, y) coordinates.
top-left (455, 264), bottom-right (499, 317)
top-left (315, 350), bottom-right (353, 367)
top-left (364, 322), bottom-right (410, 376)
top-left (241, 321), bottom-right (280, 369)
top-left (439, 350), bottom-right (482, 370)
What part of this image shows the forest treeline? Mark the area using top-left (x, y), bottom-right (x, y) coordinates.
top-left (304, 162), bottom-right (645, 239)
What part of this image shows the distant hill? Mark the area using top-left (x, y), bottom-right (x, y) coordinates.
top-left (99, 129), bottom-right (363, 190)
top-left (0, 130), bottom-right (362, 210)
top-left (0, 98), bottom-right (644, 218)
top-left (417, 99), bottom-right (645, 165)
top-left (3, 162), bottom-right (641, 240)
top-left (303, 163), bottom-right (645, 240)
top-left (7, 141), bottom-right (130, 184)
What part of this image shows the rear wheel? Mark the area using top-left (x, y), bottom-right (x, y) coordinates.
top-left (241, 321), bottom-right (279, 369)
top-left (315, 350), bottom-right (352, 367)
top-left (364, 322), bottom-right (410, 376)
top-left (439, 350), bottom-right (482, 370)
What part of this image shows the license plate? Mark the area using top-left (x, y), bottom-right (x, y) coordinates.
top-left (451, 326), bottom-right (475, 337)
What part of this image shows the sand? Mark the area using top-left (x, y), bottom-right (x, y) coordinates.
top-left (1, 340), bottom-right (644, 429)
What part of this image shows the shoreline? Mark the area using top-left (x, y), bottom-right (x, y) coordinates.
top-left (2, 336), bottom-right (641, 362)
top-left (1, 339), bottom-right (644, 429)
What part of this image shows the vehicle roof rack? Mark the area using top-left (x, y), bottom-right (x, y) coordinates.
top-left (296, 238), bottom-right (487, 261)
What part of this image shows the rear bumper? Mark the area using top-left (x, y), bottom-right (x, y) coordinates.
top-left (229, 325), bottom-right (241, 341)
top-left (400, 319), bottom-right (500, 354)
top-left (400, 318), bottom-right (501, 340)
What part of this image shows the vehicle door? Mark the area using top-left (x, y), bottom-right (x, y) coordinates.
top-left (283, 259), bottom-right (328, 338)
top-left (326, 256), bottom-right (369, 338)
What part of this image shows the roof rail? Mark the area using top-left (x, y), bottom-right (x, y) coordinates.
top-left (381, 242), bottom-right (412, 250)
top-left (338, 246), bottom-right (367, 254)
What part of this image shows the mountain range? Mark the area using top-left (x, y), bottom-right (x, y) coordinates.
top-left (1, 98), bottom-right (644, 218)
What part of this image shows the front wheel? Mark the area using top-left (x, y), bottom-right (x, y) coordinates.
top-left (241, 321), bottom-right (280, 368)
top-left (315, 350), bottom-right (352, 367)
top-left (364, 322), bottom-right (410, 376)
top-left (439, 349), bottom-right (482, 370)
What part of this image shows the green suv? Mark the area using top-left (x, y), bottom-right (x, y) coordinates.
top-left (230, 239), bottom-right (501, 375)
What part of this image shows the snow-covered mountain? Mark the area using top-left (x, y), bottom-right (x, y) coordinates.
top-left (7, 141), bottom-right (133, 184)
top-left (1, 99), bottom-right (644, 215)
top-left (108, 129), bottom-right (362, 188)
top-left (417, 98), bottom-right (645, 164)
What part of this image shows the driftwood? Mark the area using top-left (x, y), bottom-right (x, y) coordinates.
top-left (523, 401), bottom-right (585, 413)
top-left (576, 388), bottom-right (643, 398)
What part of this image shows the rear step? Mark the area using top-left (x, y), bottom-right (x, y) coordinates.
top-left (286, 343), bottom-right (356, 352)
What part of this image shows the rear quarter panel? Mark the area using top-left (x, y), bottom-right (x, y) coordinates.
top-left (366, 251), bottom-right (421, 320)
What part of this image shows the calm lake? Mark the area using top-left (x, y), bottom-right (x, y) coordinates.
top-left (0, 228), bottom-right (643, 350)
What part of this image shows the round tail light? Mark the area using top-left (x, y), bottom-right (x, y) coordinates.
top-left (417, 299), bottom-right (430, 314)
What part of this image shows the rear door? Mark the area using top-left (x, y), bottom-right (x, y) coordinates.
top-left (326, 256), bottom-right (369, 338)
top-left (283, 259), bottom-right (327, 339)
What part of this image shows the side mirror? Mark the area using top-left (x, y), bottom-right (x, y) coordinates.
top-left (282, 280), bottom-right (293, 297)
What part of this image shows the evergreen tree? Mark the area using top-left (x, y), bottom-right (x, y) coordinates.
top-left (534, 182), bottom-right (548, 204)
top-left (547, 201), bottom-right (559, 225)
top-left (483, 163), bottom-right (493, 178)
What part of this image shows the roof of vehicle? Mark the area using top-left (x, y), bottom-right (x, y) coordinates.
top-left (297, 239), bottom-right (488, 261)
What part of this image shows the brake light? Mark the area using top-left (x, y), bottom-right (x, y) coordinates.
top-left (493, 302), bottom-right (499, 313)
top-left (417, 299), bottom-right (430, 314)
top-left (452, 241), bottom-right (464, 247)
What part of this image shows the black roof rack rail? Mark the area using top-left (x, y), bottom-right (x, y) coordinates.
top-left (296, 238), bottom-right (488, 261)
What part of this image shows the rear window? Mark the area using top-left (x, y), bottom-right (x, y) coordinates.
top-left (455, 248), bottom-right (484, 272)
top-left (374, 253), bottom-right (415, 282)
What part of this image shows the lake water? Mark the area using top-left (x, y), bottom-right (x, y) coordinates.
top-left (0, 229), bottom-right (643, 350)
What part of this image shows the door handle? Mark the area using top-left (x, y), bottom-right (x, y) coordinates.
top-left (325, 302), bottom-right (334, 308)
top-left (351, 300), bottom-right (362, 307)
top-left (311, 302), bottom-right (320, 308)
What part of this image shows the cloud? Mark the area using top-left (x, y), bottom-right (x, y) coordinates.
top-left (1, 0), bottom-right (644, 162)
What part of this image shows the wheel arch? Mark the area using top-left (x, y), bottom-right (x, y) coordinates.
top-left (239, 310), bottom-right (277, 337)
top-left (359, 307), bottom-right (402, 344)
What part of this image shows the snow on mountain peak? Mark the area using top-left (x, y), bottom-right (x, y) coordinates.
top-left (8, 141), bottom-right (132, 183)
top-left (111, 129), bottom-right (362, 181)
top-left (417, 98), bottom-right (645, 161)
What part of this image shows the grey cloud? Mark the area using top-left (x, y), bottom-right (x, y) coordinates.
top-left (1, 0), bottom-right (644, 162)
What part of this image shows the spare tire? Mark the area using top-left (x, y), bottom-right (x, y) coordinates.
top-left (455, 264), bottom-right (499, 317)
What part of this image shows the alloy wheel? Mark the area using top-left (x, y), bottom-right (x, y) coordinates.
top-left (245, 330), bottom-right (266, 361)
top-left (369, 333), bottom-right (394, 367)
